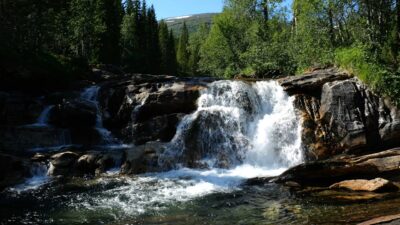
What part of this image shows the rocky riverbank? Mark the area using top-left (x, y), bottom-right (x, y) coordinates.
top-left (1, 67), bottom-right (400, 202)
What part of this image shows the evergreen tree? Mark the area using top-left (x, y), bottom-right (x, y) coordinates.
top-left (98, 0), bottom-right (123, 64)
top-left (177, 22), bottom-right (190, 75)
top-left (145, 5), bottom-right (161, 74)
top-left (159, 20), bottom-right (170, 74)
top-left (167, 30), bottom-right (178, 74)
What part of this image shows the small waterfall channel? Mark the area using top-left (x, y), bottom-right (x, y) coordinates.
top-left (80, 86), bottom-right (120, 145)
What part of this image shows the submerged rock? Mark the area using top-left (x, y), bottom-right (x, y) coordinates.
top-left (121, 142), bottom-right (166, 175)
top-left (359, 214), bottom-right (400, 225)
top-left (329, 178), bottom-right (398, 192)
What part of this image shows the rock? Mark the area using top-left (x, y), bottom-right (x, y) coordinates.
top-left (358, 214), bottom-right (400, 225)
top-left (49, 99), bottom-right (97, 128)
top-left (0, 153), bottom-right (30, 190)
top-left (0, 92), bottom-right (43, 126)
top-left (0, 126), bottom-right (71, 153)
top-left (50, 151), bottom-right (79, 167)
top-left (329, 178), bottom-right (398, 192)
top-left (121, 142), bottom-right (166, 175)
top-left (276, 148), bottom-right (400, 185)
top-left (289, 68), bottom-right (400, 159)
top-left (49, 151), bottom-right (79, 176)
top-left (131, 113), bottom-right (185, 145)
top-left (99, 74), bottom-right (213, 143)
top-left (278, 67), bottom-right (351, 95)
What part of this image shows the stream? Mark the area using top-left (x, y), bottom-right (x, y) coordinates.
top-left (1, 80), bottom-right (400, 224)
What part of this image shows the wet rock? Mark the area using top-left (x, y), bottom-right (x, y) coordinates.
top-left (359, 214), bottom-right (400, 225)
top-left (49, 151), bottom-right (79, 176)
top-left (278, 67), bottom-right (350, 95)
top-left (132, 113), bottom-right (185, 145)
top-left (0, 153), bottom-right (30, 190)
top-left (276, 148), bottom-right (400, 185)
top-left (121, 142), bottom-right (166, 175)
top-left (76, 151), bottom-right (120, 175)
top-left (49, 99), bottom-right (97, 128)
top-left (329, 178), bottom-right (398, 192)
top-left (99, 74), bottom-right (213, 143)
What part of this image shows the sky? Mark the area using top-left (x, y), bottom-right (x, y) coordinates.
top-left (146, 0), bottom-right (224, 19)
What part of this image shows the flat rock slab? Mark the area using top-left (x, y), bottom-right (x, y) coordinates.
top-left (358, 214), bottom-right (400, 225)
top-left (330, 178), bottom-right (398, 192)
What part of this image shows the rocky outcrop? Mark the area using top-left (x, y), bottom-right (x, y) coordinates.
top-left (280, 68), bottom-right (400, 159)
top-left (99, 74), bottom-right (214, 144)
top-left (329, 178), bottom-right (398, 192)
top-left (49, 99), bottom-right (97, 128)
top-left (276, 148), bottom-right (400, 185)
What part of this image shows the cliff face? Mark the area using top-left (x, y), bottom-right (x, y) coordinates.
top-left (279, 68), bottom-right (400, 160)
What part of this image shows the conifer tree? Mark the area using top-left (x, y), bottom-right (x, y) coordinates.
top-left (177, 22), bottom-right (190, 75)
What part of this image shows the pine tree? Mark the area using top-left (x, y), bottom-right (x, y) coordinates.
top-left (168, 30), bottom-right (178, 74)
top-left (145, 5), bottom-right (161, 74)
top-left (159, 20), bottom-right (170, 74)
top-left (177, 22), bottom-right (190, 75)
top-left (98, 0), bottom-right (123, 64)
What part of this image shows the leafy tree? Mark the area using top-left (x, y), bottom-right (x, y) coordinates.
top-left (188, 23), bottom-right (210, 76)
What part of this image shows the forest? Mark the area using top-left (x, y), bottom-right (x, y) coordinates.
top-left (0, 0), bottom-right (399, 103)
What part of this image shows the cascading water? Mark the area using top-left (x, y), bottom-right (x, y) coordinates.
top-left (60, 81), bottom-right (304, 217)
top-left (81, 86), bottom-right (119, 145)
top-left (5, 81), bottom-right (305, 222)
top-left (161, 80), bottom-right (303, 171)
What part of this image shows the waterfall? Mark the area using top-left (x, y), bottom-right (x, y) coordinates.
top-left (161, 80), bottom-right (303, 171)
top-left (11, 162), bottom-right (49, 192)
top-left (81, 86), bottom-right (119, 145)
top-left (36, 105), bottom-right (54, 126)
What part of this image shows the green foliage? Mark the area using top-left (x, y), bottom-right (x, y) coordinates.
top-left (177, 23), bottom-right (190, 75)
top-left (159, 21), bottom-right (178, 74)
top-left (335, 45), bottom-right (400, 105)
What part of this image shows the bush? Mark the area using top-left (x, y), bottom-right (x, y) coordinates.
top-left (335, 45), bottom-right (400, 105)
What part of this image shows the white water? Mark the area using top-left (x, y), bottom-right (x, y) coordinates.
top-left (24, 105), bottom-right (54, 128)
top-left (81, 86), bottom-right (120, 145)
top-left (10, 163), bottom-right (49, 192)
top-left (66, 80), bottom-right (304, 216)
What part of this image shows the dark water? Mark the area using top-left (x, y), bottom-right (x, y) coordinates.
top-left (1, 173), bottom-right (400, 225)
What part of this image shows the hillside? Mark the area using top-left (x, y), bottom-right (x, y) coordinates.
top-left (164, 13), bottom-right (218, 35)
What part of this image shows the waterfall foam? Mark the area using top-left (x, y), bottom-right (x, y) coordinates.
top-left (81, 86), bottom-right (120, 145)
top-left (10, 162), bottom-right (49, 192)
top-left (161, 80), bottom-right (303, 171)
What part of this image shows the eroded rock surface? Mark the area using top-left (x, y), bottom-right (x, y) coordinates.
top-left (280, 68), bottom-right (400, 159)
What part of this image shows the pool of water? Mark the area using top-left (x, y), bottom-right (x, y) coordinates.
top-left (2, 169), bottom-right (400, 225)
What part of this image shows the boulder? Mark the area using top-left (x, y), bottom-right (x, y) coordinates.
top-left (121, 142), bottom-right (166, 175)
top-left (48, 151), bottom-right (79, 176)
top-left (276, 148), bottom-right (400, 185)
top-left (329, 178), bottom-right (398, 192)
top-left (49, 99), bottom-right (97, 128)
